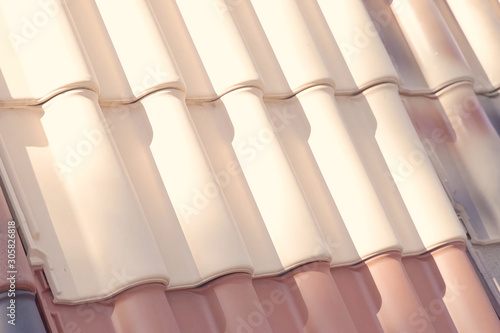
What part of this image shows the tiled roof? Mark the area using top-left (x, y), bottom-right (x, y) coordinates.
top-left (1, 0), bottom-right (500, 331)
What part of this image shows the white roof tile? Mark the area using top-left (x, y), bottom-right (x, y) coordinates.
top-left (435, 83), bottom-right (500, 243)
top-left (359, 83), bottom-right (465, 248)
top-left (247, 0), bottom-right (340, 95)
top-left (67, 0), bottom-right (184, 103)
top-left (390, 0), bottom-right (472, 91)
top-left (403, 84), bottom-right (500, 244)
top-left (103, 89), bottom-right (254, 287)
top-left (0, 0), bottom-right (97, 104)
top-left (220, 87), bottom-right (332, 268)
top-left (187, 97), bottom-right (285, 275)
top-left (262, 91), bottom-right (361, 264)
top-left (149, 0), bottom-right (217, 99)
top-left (316, 0), bottom-right (399, 91)
top-left (363, 0), bottom-right (430, 93)
top-left (173, 0), bottom-right (262, 98)
top-left (437, 0), bottom-right (500, 92)
top-left (0, 90), bottom-right (169, 303)
top-left (294, 85), bottom-right (402, 257)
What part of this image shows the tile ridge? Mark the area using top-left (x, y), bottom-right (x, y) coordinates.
top-left (0, 86), bottom-right (99, 108)
top-left (398, 78), bottom-right (474, 97)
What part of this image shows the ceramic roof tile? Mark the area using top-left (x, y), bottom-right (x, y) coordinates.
top-left (315, 0), bottom-right (399, 91)
top-left (0, 0), bottom-right (97, 105)
top-left (358, 84), bottom-right (465, 249)
top-left (404, 242), bottom-right (500, 332)
top-left (218, 87), bottom-right (332, 268)
top-left (245, 0), bottom-right (345, 95)
top-left (35, 245), bottom-right (500, 332)
top-left (437, 0), bottom-right (500, 93)
top-left (403, 82), bottom-right (500, 244)
top-left (434, 83), bottom-right (500, 243)
top-left (338, 84), bottom-right (466, 252)
top-left (102, 90), bottom-right (254, 286)
top-left (249, 262), bottom-right (358, 332)
top-left (225, 0), bottom-right (294, 97)
top-left (478, 93), bottom-right (500, 136)
top-left (0, 90), bottom-right (170, 303)
top-left (171, 0), bottom-right (262, 98)
top-left (401, 253), bottom-right (458, 332)
top-left (362, 0), bottom-right (431, 93)
top-left (148, 0), bottom-right (217, 99)
top-left (186, 98), bottom-right (285, 276)
top-left (35, 279), bottom-right (178, 333)
top-left (273, 85), bottom-right (402, 259)
top-left (347, 252), bottom-right (435, 332)
top-left (389, 0), bottom-right (472, 92)
top-left (168, 274), bottom-right (274, 333)
top-left (432, 0), bottom-right (497, 93)
top-left (66, 0), bottom-right (184, 103)
top-left (261, 89), bottom-right (360, 265)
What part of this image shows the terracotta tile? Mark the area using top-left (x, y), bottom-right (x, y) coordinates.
top-left (428, 243), bottom-right (500, 332)
top-left (403, 242), bottom-right (500, 331)
top-left (33, 253), bottom-right (499, 332)
top-left (361, 252), bottom-right (435, 332)
top-left (111, 284), bottom-right (181, 333)
top-left (169, 273), bottom-right (274, 333)
top-left (331, 262), bottom-right (384, 332)
top-left (35, 278), bottom-right (178, 333)
top-left (403, 252), bottom-right (458, 332)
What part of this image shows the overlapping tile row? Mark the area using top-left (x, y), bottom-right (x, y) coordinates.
top-left (368, 0), bottom-right (500, 245)
top-left (434, 0), bottom-right (500, 93)
top-left (32, 244), bottom-right (500, 332)
top-left (0, 0), bottom-right (97, 105)
top-left (0, 0), bottom-right (499, 331)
